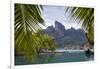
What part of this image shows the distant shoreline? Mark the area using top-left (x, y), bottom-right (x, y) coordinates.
top-left (15, 49), bottom-right (94, 56)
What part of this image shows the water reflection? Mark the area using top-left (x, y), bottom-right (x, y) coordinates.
top-left (15, 51), bottom-right (94, 65)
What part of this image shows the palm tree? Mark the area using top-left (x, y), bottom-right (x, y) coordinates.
top-left (33, 31), bottom-right (56, 53)
top-left (40, 34), bottom-right (56, 52)
top-left (66, 7), bottom-right (94, 45)
top-left (15, 4), bottom-right (45, 56)
top-left (15, 4), bottom-right (57, 57)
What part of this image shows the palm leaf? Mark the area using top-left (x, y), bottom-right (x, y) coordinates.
top-left (65, 7), bottom-right (94, 44)
top-left (15, 4), bottom-right (44, 56)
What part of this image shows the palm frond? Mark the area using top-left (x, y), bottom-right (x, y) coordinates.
top-left (65, 7), bottom-right (94, 43)
top-left (15, 4), bottom-right (44, 56)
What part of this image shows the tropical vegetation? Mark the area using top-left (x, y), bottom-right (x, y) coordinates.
top-left (15, 4), bottom-right (56, 57)
top-left (15, 3), bottom-right (94, 58)
top-left (66, 7), bottom-right (94, 45)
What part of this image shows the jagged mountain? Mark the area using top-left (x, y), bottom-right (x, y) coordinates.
top-left (44, 20), bottom-right (87, 48)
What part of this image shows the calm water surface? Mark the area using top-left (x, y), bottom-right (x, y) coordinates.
top-left (15, 50), bottom-right (94, 65)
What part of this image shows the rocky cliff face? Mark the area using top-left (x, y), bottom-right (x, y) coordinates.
top-left (55, 21), bottom-right (65, 32)
top-left (44, 20), bottom-right (87, 48)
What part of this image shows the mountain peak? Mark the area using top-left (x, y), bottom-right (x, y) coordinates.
top-left (47, 25), bottom-right (54, 29)
top-left (71, 27), bottom-right (75, 30)
top-left (44, 21), bottom-right (87, 48)
top-left (55, 20), bottom-right (64, 26)
top-left (55, 20), bottom-right (65, 31)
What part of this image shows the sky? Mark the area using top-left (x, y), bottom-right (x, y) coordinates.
top-left (40, 5), bottom-right (82, 29)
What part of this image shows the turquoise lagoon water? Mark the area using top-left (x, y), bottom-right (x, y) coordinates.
top-left (15, 50), bottom-right (94, 65)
